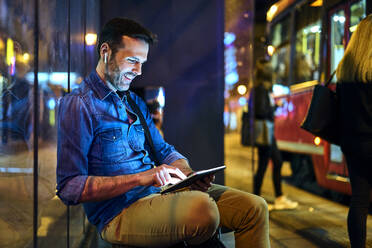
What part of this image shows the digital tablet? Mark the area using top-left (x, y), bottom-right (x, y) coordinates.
top-left (160, 165), bottom-right (226, 194)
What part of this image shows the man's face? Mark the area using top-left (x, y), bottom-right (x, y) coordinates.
top-left (105, 36), bottom-right (149, 91)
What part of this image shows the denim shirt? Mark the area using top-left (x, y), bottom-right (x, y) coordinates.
top-left (56, 71), bottom-right (186, 232)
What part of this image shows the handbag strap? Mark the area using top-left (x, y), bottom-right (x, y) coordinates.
top-left (125, 91), bottom-right (160, 166)
top-left (324, 71), bottom-right (336, 87)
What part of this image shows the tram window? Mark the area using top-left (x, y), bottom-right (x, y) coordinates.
top-left (350, 0), bottom-right (366, 35)
top-left (293, 4), bottom-right (321, 84)
top-left (271, 45), bottom-right (290, 86)
top-left (330, 9), bottom-right (345, 80)
top-left (270, 17), bottom-right (290, 86)
top-left (271, 17), bottom-right (290, 47)
top-left (330, 144), bottom-right (343, 163)
top-left (294, 20), bottom-right (321, 83)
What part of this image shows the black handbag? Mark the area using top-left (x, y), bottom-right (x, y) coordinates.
top-left (300, 72), bottom-right (340, 145)
top-left (241, 111), bottom-right (273, 146)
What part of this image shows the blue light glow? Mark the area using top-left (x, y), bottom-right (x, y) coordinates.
top-left (238, 97), bottom-right (247, 106)
top-left (272, 84), bottom-right (290, 96)
top-left (224, 111), bottom-right (229, 128)
top-left (224, 32), bottom-right (236, 46)
top-left (157, 87), bottom-right (165, 108)
top-left (288, 102), bottom-right (294, 112)
top-left (274, 98), bottom-right (288, 117)
top-left (225, 72), bottom-right (239, 85)
top-left (0, 167), bottom-right (33, 174)
top-left (48, 99), bottom-right (56, 109)
top-left (229, 112), bottom-right (237, 130)
top-left (25, 72), bottom-right (78, 88)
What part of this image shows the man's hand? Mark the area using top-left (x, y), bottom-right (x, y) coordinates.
top-left (170, 159), bottom-right (194, 176)
top-left (138, 164), bottom-right (187, 187)
top-left (190, 174), bottom-right (215, 192)
top-left (79, 165), bottom-right (186, 203)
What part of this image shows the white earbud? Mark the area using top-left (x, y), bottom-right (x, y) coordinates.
top-left (104, 53), bottom-right (108, 64)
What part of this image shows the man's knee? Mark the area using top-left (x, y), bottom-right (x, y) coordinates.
top-left (183, 192), bottom-right (220, 243)
top-left (252, 194), bottom-right (269, 212)
top-left (243, 194), bottom-right (269, 224)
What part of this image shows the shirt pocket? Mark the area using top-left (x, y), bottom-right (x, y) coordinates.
top-left (98, 127), bottom-right (126, 163)
top-left (128, 124), bottom-right (145, 151)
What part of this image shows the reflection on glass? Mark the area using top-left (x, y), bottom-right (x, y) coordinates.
top-left (295, 20), bottom-right (321, 83)
top-left (350, 0), bottom-right (366, 34)
top-left (38, 0), bottom-right (86, 246)
top-left (0, 18), bottom-right (35, 248)
top-left (0, 29), bottom-right (62, 248)
top-left (330, 144), bottom-right (343, 163)
top-left (271, 18), bottom-right (290, 86)
top-left (331, 9), bottom-right (345, 79)
top-left (145, 87), bottom-right (165, 137)
top-left (271, 45), bottom-right (290, 85)
top-left (271, 18), bottom-right (289, 47)
top-left (0, 0), bottom-right (90, 247)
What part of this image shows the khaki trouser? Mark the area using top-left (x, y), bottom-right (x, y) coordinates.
top-left (102, 184), bottom-right (270, 248)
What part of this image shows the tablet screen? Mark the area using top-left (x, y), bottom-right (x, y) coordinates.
top-left (160, 165), bottom-right (226, 194)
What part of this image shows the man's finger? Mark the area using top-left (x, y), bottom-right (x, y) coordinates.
top-left (162, 168), bottom-right (171, 182)
top-left (155, 172), bottom-right (164, 186)
top-left (167, 167), bottom-right (187, 180)
top-left (168, 177), bottom-right (181, 185)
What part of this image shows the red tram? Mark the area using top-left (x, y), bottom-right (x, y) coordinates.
top-left (266, 0), bottom-right (370, 197)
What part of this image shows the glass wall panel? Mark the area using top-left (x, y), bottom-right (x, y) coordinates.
top-left (68, 0), bottom-right (88, 245)
top-left (0, 0), bottom-right (99, 247)
top-left (37, 0), bottom-right (69, 247)
top-left (0, 0), bottom-right (35, 247)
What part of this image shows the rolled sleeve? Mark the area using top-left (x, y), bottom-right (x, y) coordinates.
top-left (162, 151), bottom-right (188, 165)
top-left (57, 175), bottom-right (88, 205)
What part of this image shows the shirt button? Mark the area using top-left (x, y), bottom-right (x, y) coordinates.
top-left (113, 136), bottom-right (116, 140)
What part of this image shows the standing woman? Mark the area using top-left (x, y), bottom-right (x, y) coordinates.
top-left (251, 58), bottom-right (298, 210)
top-left (336, 14), bottom-right (372, 248)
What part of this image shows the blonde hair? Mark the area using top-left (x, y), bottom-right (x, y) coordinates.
top-left (336, 14), bottom-right (372, 83)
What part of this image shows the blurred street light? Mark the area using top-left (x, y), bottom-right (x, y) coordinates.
top-left (237, 84), bottom-right (247, 95)
top-left (267, 45), bottom-right (275, 56)
top-left (266, 4), bottom-right (278, 22)
top-left (23, 53), bottom-right (30, 62)
top-left (314, 137), bottom-right (321, 146)
top-left (85, 33), bottom-right (97, 46)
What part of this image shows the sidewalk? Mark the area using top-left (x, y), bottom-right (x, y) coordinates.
top-left (224, 131), bottom-right (372, 248)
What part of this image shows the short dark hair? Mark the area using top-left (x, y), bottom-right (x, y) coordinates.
top-left (255, 58), bottom-right (272, 83)
top-left (97, 18), bottom-right (157, 56)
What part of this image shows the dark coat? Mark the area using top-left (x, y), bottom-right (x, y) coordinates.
top-left (249, 85), bottom-right (275, 121)
top-left (337, 82), bottom-right (372, 184)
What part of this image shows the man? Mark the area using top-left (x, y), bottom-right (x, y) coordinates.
top-left (56, 18), bottom-right (269, 248)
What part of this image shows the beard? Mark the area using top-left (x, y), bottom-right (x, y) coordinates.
top-left (104, 59), bottom-right (135, 91)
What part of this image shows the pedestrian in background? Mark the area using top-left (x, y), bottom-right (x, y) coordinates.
top-left (250, 58), bottom-right (298, 210)
top-left (336, 14), bottom-right (372, 248)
